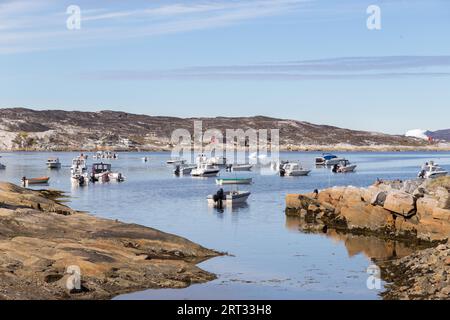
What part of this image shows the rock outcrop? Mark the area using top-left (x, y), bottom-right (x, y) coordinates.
top-left (381, 241), bottom-right (450, 300)
top-left (0, 182), bottom-right (219, 300)
top-left (286, 177), bottom-right (450, 243)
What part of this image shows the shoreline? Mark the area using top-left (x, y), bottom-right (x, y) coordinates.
top-left (285, 177), bottom-right (450, 299)
top-left (1, 145), bottom-right (450, 153)
top-left (0, 182), bottom-right (220, 300)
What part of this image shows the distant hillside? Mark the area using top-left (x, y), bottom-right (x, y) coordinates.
top-left (427, 129), bottom-right (450, 142)
top-left (0, 108), bottom-right (431, 151)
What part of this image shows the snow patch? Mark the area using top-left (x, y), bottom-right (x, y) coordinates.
top-left (405, 129), bottom-right (429, 140)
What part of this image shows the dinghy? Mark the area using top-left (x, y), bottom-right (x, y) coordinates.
top-left (22, 176), bottom-right (50, 186)
top-left (207, 190), bottom-right (251, 207)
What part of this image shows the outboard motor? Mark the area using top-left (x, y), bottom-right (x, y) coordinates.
top-left (332, 164), bottom-right (338, 173)
top-left (226, 164), bottom-right (233, 172)
top-left (174, 165), bottom-right (181, 176)
top-left (279, 168), bottom-right (286, 177)
top-left (418, 169), bottom-right (426, 179)
top-left (212, 188), bottom-right (225, 209)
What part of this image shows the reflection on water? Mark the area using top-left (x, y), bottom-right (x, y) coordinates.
top-left (286, 217), bottom-right (415, 261)
top-left (0, 151), bottom-right (449, 300)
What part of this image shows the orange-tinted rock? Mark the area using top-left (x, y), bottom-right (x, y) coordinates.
top-left (383, 190), bottom-right (416, 217)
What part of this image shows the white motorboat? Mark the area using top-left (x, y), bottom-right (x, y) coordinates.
top-left (90, 162), bottom-right (125, 182)
top-left (315, 153), bottom-right (338, 166)
top-left (325, 157), bottom-right (347, 166)
top-left (332, 160), bottom-right (357, 173)
top-left (174, 163), bottom-right (197, 175)
top-left (207, 156), bottom-right (227, 166)
top-left (167, 158), bottom-right (186, 165)
top-left (231, 164), bottom-right (253, 171)
top-left (281, 162), bottom-right (311, 176)
top-left (207, 190), bottom-right (251, 207)
top-left (216, 178), bottom-right (253, 185)
top-left (71, 156), bottom-right (89, 186)
top-left (191, 163), bottom-right (220, 177)
top-left (418, 161), bottom-right (448, 179)
top-left (46, 157), bottom-right (61, 169)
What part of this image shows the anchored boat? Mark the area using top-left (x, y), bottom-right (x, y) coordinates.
top-left (90, 163), bottom-right (125, 183)
top-left (229, 164), bottom-right (253, 172)
top-left (71, 156), bottom-right (89, 186)
top-left (174, 163), bottom-right (197, 175)
top-left (216, 178), bottom-right (252, 185)
top-left (315, 153), bottom-right (337, 166)
top-left (332, 160), bottom-right (357, 173)
top-left (418, 161), bottom-right (448, 179)
top-left (207, 189), bottom-right (251, 207)
top-left (280, 162), bottom-right (310, 176)
top-left (22, 176), bottom-right (50, 186)
top-left (191, 163), bottom-right (220, 177)
top-left (46, 157), bottom-right (61, 169)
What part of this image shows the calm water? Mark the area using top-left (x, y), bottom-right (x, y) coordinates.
top-left (1, 151), bottom-right (449, 300)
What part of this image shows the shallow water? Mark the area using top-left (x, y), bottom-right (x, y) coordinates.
top-left (0, 151), bottom-right (449, 299)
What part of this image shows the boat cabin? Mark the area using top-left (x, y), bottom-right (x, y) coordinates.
top-left (92, 163), bottom-right (112, 174)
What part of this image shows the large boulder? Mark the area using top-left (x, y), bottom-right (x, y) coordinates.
top-left (435, 187), bottom-right (450, 209)
top-left (383, 190), bottom-right (416, 217)
top-left (340, 203), bottom-right (394, 232)
top-left (432, 208), bottom-right (450, 222)
top-left (416, 196), bottom-right (439, 221)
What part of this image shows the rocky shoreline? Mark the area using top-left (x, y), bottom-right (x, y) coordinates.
top-left (285, 176), bottom-right (450, 299)
top-left (0, 182), bottom-right (219, 300)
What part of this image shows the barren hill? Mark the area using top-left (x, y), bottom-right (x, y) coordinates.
top-left (0, 108), bottom-right (430, 151)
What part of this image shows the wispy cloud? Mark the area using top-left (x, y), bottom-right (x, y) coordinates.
top-left (84, 56), bottom-right (450, 81)
top-left (0, 0), bottom-right (309, 54)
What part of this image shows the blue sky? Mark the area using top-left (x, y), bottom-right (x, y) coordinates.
top-left (1, 0), bottom-right (449, 134)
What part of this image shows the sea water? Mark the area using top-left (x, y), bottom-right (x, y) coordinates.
top-left (0, 151), bottom-right (448, 299)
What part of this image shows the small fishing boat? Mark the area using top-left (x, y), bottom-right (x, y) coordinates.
top-left (332, 160), bottom-right (357, 173)
top-left (207, 156), bottom-right (227, 166)
top-left (418, 161), bottom-right (448, 179)
top-left (167, 158), bottom-right (186, 165)
top-left (280, 162), bottom-right (310, 176)
top-left (207, 189), bottom-right (251, 207)
top-left (22, 176), bottom-right (50, 186)
top-left (325, 157), bottom-right (347, 166)
top-left (216, 178), bottom-right (252, 185)
top-left (315, 153), bottom-right (337, 166)
top-left (71, 156), bottom-right (89, 186)
top-left (191, 163), bottom-right (220, 177)
top-left (173, 163), bottom-right (197, 175)
top-left (90, 163), bottom-right (125, 183)
top-left (230, 164), bottom-right (253, 171)
top-left (46, 157), bottom-right (61, 169)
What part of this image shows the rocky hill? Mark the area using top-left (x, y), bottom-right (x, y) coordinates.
top-left (428, 129), bottom-right (450, 142)
top-left (0, 107), bottom-right (432, 151)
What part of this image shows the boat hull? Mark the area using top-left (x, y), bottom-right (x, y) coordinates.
top-left (231, 165), bottom-right (253, 171)
top-left (191, 170), bottom-right (220, 177)
top-left (216, 178), bottom-right (252, 185)
top-left (286, 170), bottom-right (310, 176)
